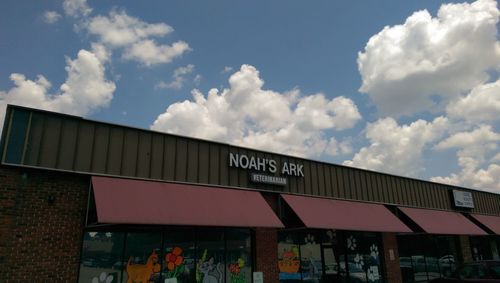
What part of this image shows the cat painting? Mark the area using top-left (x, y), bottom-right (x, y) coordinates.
top-left (126, 250), bottom-right (161, 283)
top-left (198, 257), bottom-right (223, 283)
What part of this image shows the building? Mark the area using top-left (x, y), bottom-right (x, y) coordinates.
top-left (1, 104), bottom-right (500, 283)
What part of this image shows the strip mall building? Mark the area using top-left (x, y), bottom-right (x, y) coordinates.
top-left (1, 105), bottom-right (500, 283)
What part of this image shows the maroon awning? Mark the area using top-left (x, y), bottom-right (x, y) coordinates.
top-left (470, 214), bottom-right (500, 235)
top-left (398, 207), bottom-right (487, 235)
top-left (91, 176), bottom-right (284, 228)
top-left (281, 194), bottom-right (411, 232)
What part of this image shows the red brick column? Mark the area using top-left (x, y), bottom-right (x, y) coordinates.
top-left (255, 227), bottom-right (279, 283)
top-left (459, 235), bottom-right (473, 263)
top-left (382, 232), bottom-right (402, 283)
top-left (0, 166), bottom-right (89, 282)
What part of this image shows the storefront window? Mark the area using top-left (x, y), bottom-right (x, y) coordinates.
top-left (122, 232), bottom-right (163, 283)
top-left (79, 228), bottom-right (253, 283)
top-left (163, 229), bottom-right (196, 283)
top-left (398, 235), bottom-right (460, 283)
top-left (278, 230), bottom-right (384, 283)
top-left (344, 232), bottom-right (383, 283)
top-left (196, 230), bottom-right (225, 283)
top-left (78, 231), bottom-right (125, 283)
top-left (226, 229), bottom-right (252, 283)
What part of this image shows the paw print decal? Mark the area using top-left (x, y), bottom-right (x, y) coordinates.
top-left (347, 236), bottom-right (357, 251)
top-left (91, 272), bottom-right (113, 283)
top-left (354, 254), bottom-right (364, 269)
top-left (370, 244), bottom-right (379, 259)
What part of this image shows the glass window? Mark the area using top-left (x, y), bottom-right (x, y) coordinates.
top-left (226, 229), bottom-right (252, 283)
top-left (344, 232), bottom-right (384, 283)
top-left (163, 229), bottom-right (196, 283)
top-left (122, 232), bottom-right (163, 283)
top-left (78, 231), bottom-right (125, 283)
top-left (300, 231), bottom-right (322, 283)
top-left (196, 230), bottom-right (225, 283)
top-left (278, 231), bottom-right (302, 282)
top-left (398, 235), bottom-right (459, 283)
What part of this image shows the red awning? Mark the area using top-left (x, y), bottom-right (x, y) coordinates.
top-left (281, 194), bottom-right (411, 232)
top-left (471, 214), bottom-right (500, 235)
top-left (398, 207), bottom-right (487, 235)
top-left (91, 176), bottom-right (284, 228)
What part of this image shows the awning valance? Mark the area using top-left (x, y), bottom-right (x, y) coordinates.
top-left (470, 214), bottom-right (500, 235)
top-left (91, 176), bottom-right (284, 228)
top-left (398, 207), bottom-right (486, 235)
top-left (281, 194), bottom-right (411, 232)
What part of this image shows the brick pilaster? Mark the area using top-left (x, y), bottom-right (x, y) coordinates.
top-left (255, 228), bottom-right (279, 283)
top-left (459, 235), bottom-right (473, 263)
top-left (382, 232), bottom-right (403, 283)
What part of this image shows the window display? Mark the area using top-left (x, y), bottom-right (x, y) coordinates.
top-left (78, 228), bottom-right (252, 283)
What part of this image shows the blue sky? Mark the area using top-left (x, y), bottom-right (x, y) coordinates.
top-left (1, 0), bottom-right (499, 192)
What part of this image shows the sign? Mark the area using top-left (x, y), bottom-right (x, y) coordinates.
top-left (253, 272), bottom-right (264, 283)
top-left (229, 153), bottom-right (304, 177)
top-left (453, 190), bottom-right (474, 208)
top-left (250, 173), bottom-right (287, 186)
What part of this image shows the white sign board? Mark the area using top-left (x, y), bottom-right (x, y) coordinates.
top-left (253, 272), bottom-right (264, 283)
top-left (453, 190), bottom-right (474, 208)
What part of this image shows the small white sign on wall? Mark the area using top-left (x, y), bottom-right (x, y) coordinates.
top-left (453, 190), bottom-right (474, 208)
top-left (253, 271), bottom-right (264, 283)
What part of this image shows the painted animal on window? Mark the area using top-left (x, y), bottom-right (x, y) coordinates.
top-left (199, 256), bottom-right (223, 283)
top-left (126, 250), bottom-right (160, 283)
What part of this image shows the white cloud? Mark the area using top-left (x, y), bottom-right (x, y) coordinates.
top-left (151, 64), bottom-right (361, 158)
top-left (63, 0), bottom-right (92, 18)
top-left (123, 40), bottom-right (190, 66)
top-left (156, 64), bottom-right (195, 90)
top-left (0, 49), bottom-right (115, 130)
top-left (446, 79), bottom-right (500, 122)
top-left (344, 116), bottom-right (449, 177)
top-left (222, 66), bottom-right (233, 73)
top-left (90, 42), bottom-right (111, 63)
top-left (358, 0), bottom-right (500, 117)
top-left (43, 11), bottom-right (61, 24)
top-left (86, 10), bottom-right (190, 66)
top-left (87, 10), bottom-right (173, 47)
top-left (431, 125), bottom-right (500, 192)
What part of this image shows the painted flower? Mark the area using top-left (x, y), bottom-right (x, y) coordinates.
top-left (370, 244), bottom-right (379, 259)
top-left (354, 254), bottom-right (364, 269)
top-left (91, 272), bottom-right (113, 283)
top-left (229, 262), bottom-right (241, 275)
top-left (347, 236), bottom-right (357, 251)
top-left (166, 247), bottom-right (184, 271)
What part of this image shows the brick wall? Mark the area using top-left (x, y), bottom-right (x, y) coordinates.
top-left (255, 228), bottom-right (279, 283)
top-left (0, 166), bottom-right (89, 283)
top-left (382, 232), bottom-right (403, 283)
top-left (459, 235), bottom-right (473, 263)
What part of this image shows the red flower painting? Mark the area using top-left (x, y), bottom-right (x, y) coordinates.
top-left (166, 247), bottom-right (184, 271)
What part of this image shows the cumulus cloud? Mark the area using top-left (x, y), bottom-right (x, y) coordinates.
top-left (0, 49), bottom-right (115, 130)
top-left (123, 40), bottom-right (190, 66)
top-left (344, 116), bottom-right (449, 177)
top-left (358, 0), bottom-right (500, 117)
top-left (63, 0), bottom-right (92, 18)
top-left (43, 11), bottom-right (61, 24)
top-left (156, 64), bottom-right (195, 90)
top-left (446, 79), bottom-right (500, 122)
top-left (431, 125), bottom-right (500, 192)
top-left (151, 64), bottom-right (361, 157)
top-left (86, 10), bottom-right (190, 66)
